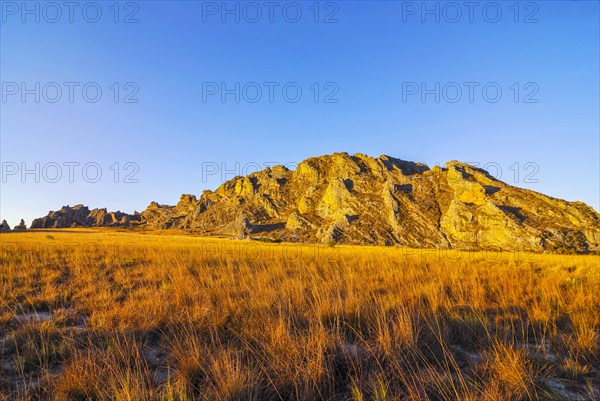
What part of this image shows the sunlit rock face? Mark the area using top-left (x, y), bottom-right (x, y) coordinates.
top-left (138, 153), bottom-right (599, 253)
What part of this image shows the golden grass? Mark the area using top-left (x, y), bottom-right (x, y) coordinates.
top-left (0, 229), bottom-right (598, 400)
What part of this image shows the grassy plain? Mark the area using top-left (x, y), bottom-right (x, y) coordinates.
top-left (0, 229), bottom-right (598, 400)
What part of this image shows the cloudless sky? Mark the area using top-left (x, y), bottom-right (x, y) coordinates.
top-left (1, 0), bottom-right (599, 226)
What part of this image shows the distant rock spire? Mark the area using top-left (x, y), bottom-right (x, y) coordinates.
top-left (13, 219), bottom-right (27, 231)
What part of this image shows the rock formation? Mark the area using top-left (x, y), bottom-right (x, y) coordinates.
top-left (13, 219), bottom-right (27, 231)
top-left (30, 204), bottom-right (140, 229)
top-left (29, 153), bottom-right (600, 253)
top-left (0, 220), bottom-right (11, 232)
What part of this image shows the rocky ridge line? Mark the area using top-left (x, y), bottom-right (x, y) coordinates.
top-left (22, 153), bottom-right (600, 253)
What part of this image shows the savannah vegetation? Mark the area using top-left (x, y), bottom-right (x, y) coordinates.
top-left (0, 230), bottom-right (598, 400)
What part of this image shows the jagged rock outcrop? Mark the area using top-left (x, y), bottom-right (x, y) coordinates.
top-left (30, 204), bottom-right (140, 229)
top-left (29, 153), bottom-right (600, 253)
top-left (138, 153), bottom-right (599, 253)
top-left (13, 219), bottom-right (27, 231)
top-left (219, 213), bottom-right (255, 238)
top-left (139, 194), bottom-right (198, 229)
top-left (0, 220), bottom-right (11, 232)
top-left (286, 212), bottom-right (315, 231)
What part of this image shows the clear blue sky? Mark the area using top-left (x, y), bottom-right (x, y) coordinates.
top-left (1, 1), bottom-right (599, 227)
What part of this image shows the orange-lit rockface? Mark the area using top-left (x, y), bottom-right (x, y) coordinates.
top-left (31, 153), bottom-right (600, 253)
